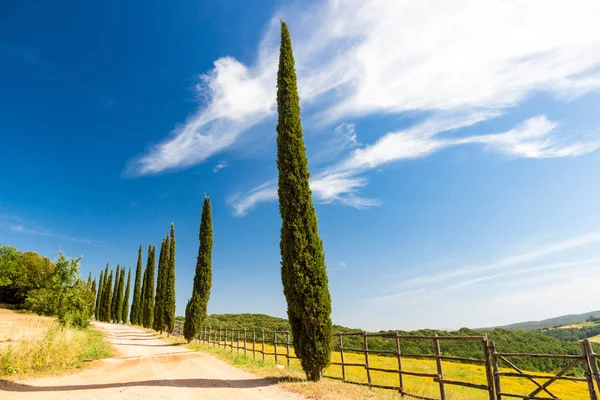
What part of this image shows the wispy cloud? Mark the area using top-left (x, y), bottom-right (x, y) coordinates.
top-left (369, 231), bottom-right (600, 302)
top-left (5, 216), bottom-right (98, 246)
top-left (213, 160), bottom-right (228, 173)
top-left (127, 0), bottom-right (600, 178)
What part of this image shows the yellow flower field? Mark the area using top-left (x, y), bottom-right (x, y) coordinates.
top-left (210, 338), bottom-right (593, 400)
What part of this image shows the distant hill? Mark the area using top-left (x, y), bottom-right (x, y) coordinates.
top-left (484, 310), bottom-right (600, 331)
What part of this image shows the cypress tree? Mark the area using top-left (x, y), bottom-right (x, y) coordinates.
top-left (184, 195), bottom-right (213, 342)
top-left (117, 268), bottom-right (125, 323)
top-left (165, 223), bottom-right (176, 334)
top-left (90, 278), bottom-right (97, 315)
top-left (95, 270), bottom-right (104, 319)
top-left (122, 268), bottom-right (131, 324)
top-left (140, 248), bottom-right (148, 325)
top-left (101, 264), bottom-right (110, 322)
top-left (111, 265), bottom-right (121, 322)
top-left (276, 21), bottom-right (333, 381)
top-left (130, 245), bottom-right (143, 325)
top-left (142, 245), bottom-right (156, 328)
top-left (87, 272), bottom-right (92, 287)
top-left (102, 271), bottom-right (113, 322)
top-left (153, 236), bottom-right (168, 332)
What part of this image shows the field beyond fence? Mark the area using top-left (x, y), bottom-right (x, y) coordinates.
top-left (172, 321), bottom-right (600, 400)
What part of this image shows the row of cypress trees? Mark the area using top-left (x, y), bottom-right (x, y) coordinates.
top-left (92, 223), bottom-right (177, 333)
top-left (93, 263), bottom-right (131, 324)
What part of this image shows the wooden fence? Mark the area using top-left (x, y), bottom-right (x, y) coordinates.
top-left (172, 321), bottom-right (600, 400)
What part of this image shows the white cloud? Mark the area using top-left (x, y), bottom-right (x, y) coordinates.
top-left (213, 160), bottom-right (228, 173)
top-left (370, 231), bottom-right (600, 302)
top-left (127, 0), bottom-right (600, 190)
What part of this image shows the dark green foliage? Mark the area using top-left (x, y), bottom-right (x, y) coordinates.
top-left (101, 271), bottom-right (113, 322)
top-left (116, 268), bottom-right (125, 323)
top-left (130, 245), bottom-right (143, 325)
top-left (87, 272), bottom-right (92, 287)
top-left (0, 246), bottom-right (55, 305)
top-left (111, 265), bottom-right (121, 322)
top-left (184, 196), bottom-right (213, 342)
top-left (142, 245), bottom-right (156, 328)
top-left (276, 21), bottom-right (333, 381)
top-left (90, 278), bottom-right (97, 315)
top-left (165, 223), bottom-right (176, 334)
top-left (153, 236), bottom-right (168, 332)
top-left (122, 268), bottom-right (131, 324)
top-left (95, 271), bottom-right (104, 319)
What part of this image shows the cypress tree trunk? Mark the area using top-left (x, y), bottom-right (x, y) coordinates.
top-left (276, 21), bottom-right (333, 381)
top-left (112, 265), bottom-right (121, 322)
top-left (122, 268), bottom-right (131, 324)
top-left (95, 270), bottom-right (104, 319)
top-left (117, 268), bottom-right (125, 323)
top-left (165, 223), bottom-right (176, 334)
top-left (154, 236), bottom-right (168, 332)
top-left (142, 245), bottom-right (156, 328)
top-left (184, 195), bottom-right (213, 342)
top-left (131, 245), bottom-right (143, 325)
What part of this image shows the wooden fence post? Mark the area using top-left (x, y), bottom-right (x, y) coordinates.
top-left (274, 332), bottom-right (279, 365)
top-left (394, 331), bottom-right (403, 394)
top-left (490, 341), bottom-right (502, 400)
top-left (244, 329), bottom-right (247, 356)
top-left (434, 334), bottom-right (447, 400)
top-left (261, 330), bottom-right (265, 362)
top-left (231, 329), bottom-right (234, 352)
top-left (219, 328), bottom-right (222, 348)
top-left (363, 331), bottom-right (372, 388)
top-left (286, 331), bottom-right (291, 366)
top-left (582, 340), bottom-right (599, 400)
top-left (339, 334), bottom-right (346, 383)
top-left (237, 329), bottom-right (240, 354)
top-left (482, 335), bottom-right (496, 400)
top-left (586, 340), bottom-right (600, 393)
top-left (253, 329), bottom-right (256, 359)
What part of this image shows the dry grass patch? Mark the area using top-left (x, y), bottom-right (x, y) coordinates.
top-left (0, 308), bottom-right (113, 379)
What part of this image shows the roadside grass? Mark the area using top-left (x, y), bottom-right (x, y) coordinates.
top-left (152, 330), bottom-right (591, 400)
top-left (0, 309), bottom-right (113, 378)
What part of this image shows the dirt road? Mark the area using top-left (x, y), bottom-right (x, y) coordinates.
top-left (1, 322), bottom-right (304, 400)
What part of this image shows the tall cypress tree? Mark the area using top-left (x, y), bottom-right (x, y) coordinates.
top-left (116, 268), bottom-right (125, 323)
top-left (122, 268), bottom-right (131, 324)
top-left (102, 271), bottom-right (113, 322)
top-left (184, 195), bottom-right (212, 342)
top-left (140, 248), bottom-right (149, 325)
top-left (90, 278), bottom-right (97, 315)
top-left (276, 21), bottom-right (332, 381)
top-left (153, 236), bottom-right (168, 332)
top-left (142, 245), bottom-right (156, 328)
top-left (165, 223), bottom-right (176, 334)
top-left (95, 270), bottom-right (104, 319)
top-left (131, 245), bottom-right (143, 325)
top-left (111, 265), bottom-right (121, 322)
top-left (87, 272), bottom-right (92, 287)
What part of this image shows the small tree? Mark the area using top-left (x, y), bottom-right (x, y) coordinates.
top-left (130, 245), bottom-right (143, 325)
top-left (276, 21), bottom-right (333, 381)
top-left (184, 195), bottom-right (213, 342)
top-left (121, 268), bottom-right (131, 324)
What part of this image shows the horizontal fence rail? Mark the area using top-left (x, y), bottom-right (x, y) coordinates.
top-left (171, 321), bottom-right (600, 400)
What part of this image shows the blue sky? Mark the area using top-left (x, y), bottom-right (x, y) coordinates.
top-left (2, 0), bottom-right (600, 331)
